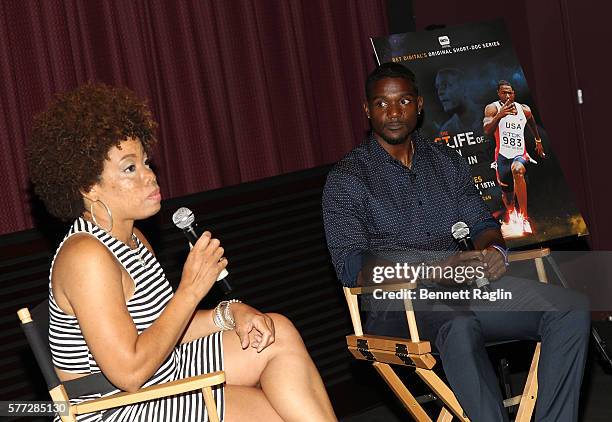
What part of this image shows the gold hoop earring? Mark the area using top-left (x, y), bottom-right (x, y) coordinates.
top-left (90, 200), bottom-right (113, 232)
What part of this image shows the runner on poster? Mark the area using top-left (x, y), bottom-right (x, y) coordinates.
top-left (483, 80), bottom-right (546, 237)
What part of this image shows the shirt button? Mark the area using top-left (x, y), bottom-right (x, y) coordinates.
top-left (426, 232), bottom-right (431, 236)
top-left (418, 200), bottom-right (423, 206)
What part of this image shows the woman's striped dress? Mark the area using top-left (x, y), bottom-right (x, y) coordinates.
top-left (48, 218), bottom-right (224, 421)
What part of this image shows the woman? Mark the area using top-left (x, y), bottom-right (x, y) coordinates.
top-left (27, 83), bottom-right (337, 422)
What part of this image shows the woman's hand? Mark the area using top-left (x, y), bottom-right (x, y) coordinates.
top-left (231, 303), bottom-right (276, 352)
top-left (179, 231), bottom-right (227, 303)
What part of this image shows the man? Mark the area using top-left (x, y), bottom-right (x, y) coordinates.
top-left (323, 62), bottom-right (589, 421)
top-left (436, 68), bottom-right (482, 134)
top-left (483, 80), bottom-right (546, 234)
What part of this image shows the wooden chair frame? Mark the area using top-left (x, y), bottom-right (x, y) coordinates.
top-left (18, 307), bottom-right (225, 422)
top-left (343, 248), bottom-right (550, 422)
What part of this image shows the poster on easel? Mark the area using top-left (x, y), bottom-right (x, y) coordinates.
top-left (371, 20), bottom-right (587, 248)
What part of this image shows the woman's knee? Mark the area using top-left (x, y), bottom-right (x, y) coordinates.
top-left (267, 313), bottom-right (306, 350)
top-left (268, 313), bottom-right (299, 336)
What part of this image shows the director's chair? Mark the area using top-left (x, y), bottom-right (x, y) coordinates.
top-left (18, 302), bottom-right (225, 422)
top-left (343, 248), bottom-right (550, 421)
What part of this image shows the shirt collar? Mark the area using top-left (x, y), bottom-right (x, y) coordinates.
top-left (366, 131), bottom-right (431, 168)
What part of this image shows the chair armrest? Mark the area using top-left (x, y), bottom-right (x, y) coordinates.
top-left (346, 335), bottom-right (436, 369)
top-left (508, 248), bottom-right (550, 284)
top-left (347, 334), bottom-right (431, 354)
top-left (347, 282), bottom-right (418, 295)
top-left (508, 248), bottom-right (550, 262)
top-left (74, 371), bottom-right (225, 415)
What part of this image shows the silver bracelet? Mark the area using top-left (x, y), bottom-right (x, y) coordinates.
top-left (224, 299), bottom-right (241, 328)
top-left (213, 302), bottom-right (231, 330)
top-left (213, 303), bottom-right (227, 330)
top-left (213, 299), bottom-right (242, 331)
top-left (490, 245), bottom-right (510, 267)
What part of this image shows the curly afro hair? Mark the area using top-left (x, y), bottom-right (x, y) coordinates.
top-left (27, 83), bottom-right (158, 220)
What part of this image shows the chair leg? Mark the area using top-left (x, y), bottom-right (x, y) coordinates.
top-left (373, 362), bottom-right (432, 422)
top-left (415, 368), bottom-right (469, 422)
top-left (515, 343), bottom-right (540, 422)
top-left (201, 386), bottom-right (220, 422)
top-left (436, 407), bottom-right (453, 422)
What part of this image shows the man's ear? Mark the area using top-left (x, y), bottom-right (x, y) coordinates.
top-left (363, 102), bottom-right (370, 119)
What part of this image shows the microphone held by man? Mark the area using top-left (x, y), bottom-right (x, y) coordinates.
top-left (451, 221), bottom-right (492, 292)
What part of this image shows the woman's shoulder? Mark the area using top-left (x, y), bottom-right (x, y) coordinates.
top-left (60, 231), bottom-right (111, 255)
top-left (52, 233), bottom-right (123, 314)
top-left (53, 233), bottom-right (121, 285)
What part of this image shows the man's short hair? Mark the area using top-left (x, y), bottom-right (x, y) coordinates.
top-left (497, 79), bottom-right (513, 90)
top-left (365, 62), bottom-right (419, 99)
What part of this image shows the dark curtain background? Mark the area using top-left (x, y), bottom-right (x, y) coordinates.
top-left (0, 0), bottom-right (388, 235)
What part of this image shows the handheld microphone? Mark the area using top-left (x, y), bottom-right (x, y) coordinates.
top-left (451, 221), bottom-right (491, 292)
top-left (172, 207), bottom-right (232, 294)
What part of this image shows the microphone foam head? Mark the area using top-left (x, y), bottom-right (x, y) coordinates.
top-left (451, 221), bottom-right (470, 240)
top-left (172, 207), bottom-right (195, 229)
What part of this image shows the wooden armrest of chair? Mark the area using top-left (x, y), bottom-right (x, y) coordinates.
top-left (346, 334), bottom-right (435, 369)
top-left (508, 248), bottom-right (550, 284)
top-left (508, 248), bottom-right (550, 262)
top-left (347, 334), bottom-right (430, 354)
top-left (73, 371), bottom-right (225, 415)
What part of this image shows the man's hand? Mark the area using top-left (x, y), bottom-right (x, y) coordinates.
top-left (483, 247), bottom-right (507, 281)
top-left (535, 140), bottom-right (546, 158)
top-left (232, 303), bottom-right (276, 353)
top-left (438, 251), bottom-right (485, 287)
top-left (497, 98), bottom-right (517, 118)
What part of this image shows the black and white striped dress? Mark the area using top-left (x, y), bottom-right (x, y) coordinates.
top-left (48, 218), bottom-right (224, 421)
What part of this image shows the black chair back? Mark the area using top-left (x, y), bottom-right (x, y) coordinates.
top-left (19, 300), bottom-right (61, 391)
